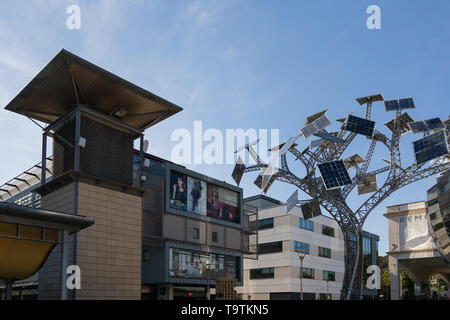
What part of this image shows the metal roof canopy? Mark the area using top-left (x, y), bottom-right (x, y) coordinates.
top-left (4, 49), bottom-right (182, 131)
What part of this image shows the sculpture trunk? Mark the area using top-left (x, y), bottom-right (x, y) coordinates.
top-left (341, 228), bottom-right (364, 300)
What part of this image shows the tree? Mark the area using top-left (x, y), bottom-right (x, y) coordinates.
top-left (234, 95), bottom-right (450, 299)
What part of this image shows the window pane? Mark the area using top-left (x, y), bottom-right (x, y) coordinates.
top-left (0, 222), bottom-right (17, 237)
top-left (294, 241), bottom-right (310, 254)
top-left (299, 218), bottom-right (314, 231)
top-left (258, 218), bottom-right (274, 230)
top-left (258, 241), bottom-right (283, 254)
top-left (20, 225), bottom-right (42, 240)
top-left (250, 268), bottom-right (274, 279)
top-left (44, 228), bottom-right (59, 242)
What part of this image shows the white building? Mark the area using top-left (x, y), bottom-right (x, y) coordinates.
top-left (237, 195), bottom-right (379, 300)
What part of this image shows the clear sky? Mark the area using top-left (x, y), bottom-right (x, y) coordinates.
top-left (0, 0), bottom-right (449, 255)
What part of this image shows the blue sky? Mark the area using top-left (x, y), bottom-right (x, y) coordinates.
top-left (0, 0), bottom-right (449, 255)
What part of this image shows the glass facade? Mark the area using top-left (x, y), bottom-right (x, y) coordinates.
top-left (294, 241), bottom-right (310, 254)
top-left (318, 247), bottom-right (331, 258)
top-left (299, 218), bottom-right (314, 231)
top-left (300, 267), bottom-right (315, 279)
top-left (250, 268), bottom-right (274, 280)
top-left (322, 225), bottom-right (335, 237)
top-left (257, 218), bottom-right (274, 230)
top-left (323, 270), bottom-right (335, 281)
top-left (258, 241), bottom-right (283, 254)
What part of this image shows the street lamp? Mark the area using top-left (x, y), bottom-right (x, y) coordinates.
top-left (296, 249), bottom-right (307, 300)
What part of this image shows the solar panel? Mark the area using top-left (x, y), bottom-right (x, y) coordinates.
top-left (424, 118), bottom-right (445, 131)
top-left (301, 115), bottom-right (331, 138)
top-left (310, 139), bottom-right (324, 149)
top-left (355, 94), bottom-right (384, 105)
top-left (254, 173), bottom-right (275, 193)
top-left (313, 130), bottom-right (345, 144)
top-left (344, 154), bottom-right (364, 169)
top-left (286, 189), bottom-right (298, 213)
top-left (384, 112), bottom-right (414, 135)
top-left (235, 138), bottom-right (260, 153)
top-left (357, 174), bottom-right (378, 195)
top-left (344, 115), bottom-right (375, 137)
top-left (413, 130), bottom-right (449, 164)
top-left (304, 109), bottom-right (328, 126)
top-left (398, 98), bottom-right (415, 110)
top-left (317, 160), bottom-right (352, 190)
top-left (384, 100), bottom-right (400, 111)
top-left (300, 200), bottom-right (322, 220)
top-left (385, 98), bottom-right (415, 111)
top-left (408, 121), bottom-right (428, 134)
top-left (231, 156), bottom-right (246, 185)
top-left (278, 134), bottom-right (301, 156)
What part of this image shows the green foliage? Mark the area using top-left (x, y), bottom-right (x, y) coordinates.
top-left (436, 278), bottom-right (448, 292)
top-left (382, 269), bottom-right (390, 287)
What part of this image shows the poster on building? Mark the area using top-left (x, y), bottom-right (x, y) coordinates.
top-left (187, 177), bottom-right (206, 215)
top-left (207, 184), bottom-right (221, 218)
top-left (168, 248), bottom-right (236, 280)
top-left (399, 214), bottom-right (435, 251)
top-left (219, 187), bottom-right (239, 223)
top-left (207, 184), bottom-right (239, 223)
top-left (169, 171), bottom-right (187, 211)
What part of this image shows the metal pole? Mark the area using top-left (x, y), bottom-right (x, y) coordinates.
top-left (74, 108), bottom-right (81, 173)
top-left (60, 230), bottom-right (69, 300)
top-left (41, 133), bottom-right (47, 185)
top-left (300, 256), bottom-right (304, 300)
top-left (5, 280), bottom-right (13, 300)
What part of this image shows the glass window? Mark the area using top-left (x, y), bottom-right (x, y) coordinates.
top-left (427, 198), bottom-right (439, 207)
top-left (250, 268), bottom-right (275, 280)
top-left (432, 222), bottom-right (444, 232)
top-left (300, 267), bottom-right (314, 279)
top-left (258, 241), bottom-right (283, 254)
top-left (193, 228), bottom-right (200, 240)
top-left (0, 222), bottom-right (17, 237)
top-left (299, 218), bottom-right (314, 231)
top-left (212, 231), bottom-right (218, 243)
top-left (363, 237), bottom-right (372, 255)
top-left (20, 225), bottom-right (42, 240)
top-left (322, 225), bottom-right (335, 237)
top-left (429, 212), bottom-right (437, 221)
top-left (294, 241), bottom-right (310, 254)
top-left (258, 218), bottom-right (274, 230)
top-left (319, 293), bottom-right (332, 300)
top-left (44, 228), bottom-right (58, 242)
top-left (323, 270), bottom-right (335, 281)
top-left (143, 250), bottom-right (151, 262)
top-left (318, 247), bottom-right (331, 258)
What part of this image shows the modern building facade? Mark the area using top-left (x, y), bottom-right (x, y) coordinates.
top-left (237, 195), bottom-right (379, 300)
top-left (385, 194), bottom-right (450, 299)
top-left (0, 49), bottom-right (255, 300)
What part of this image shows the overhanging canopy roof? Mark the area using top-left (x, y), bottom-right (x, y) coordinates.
top-left (0, 202), bottom-right (94, 281)
top-left (5, 49), bottom-right (182, 131)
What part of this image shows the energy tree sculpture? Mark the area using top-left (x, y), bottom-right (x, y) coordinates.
top-left (232, 94), bottom-right (450, 300)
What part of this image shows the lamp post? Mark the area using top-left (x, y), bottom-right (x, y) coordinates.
top-left (296, 249), bottom-right (307, 300)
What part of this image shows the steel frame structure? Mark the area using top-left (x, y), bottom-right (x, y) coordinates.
top-left (235, 96), bottom-right (450, 300)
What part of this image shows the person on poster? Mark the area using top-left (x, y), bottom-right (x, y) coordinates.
top-left (171, 174), bottom-right (187, 210)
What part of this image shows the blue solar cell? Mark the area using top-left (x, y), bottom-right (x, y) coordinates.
top-left (398, 98), bottom-right (415, 110)
top-left (424, 118), bottom-right (444, 130)
top-left (384, 100), bottom-right (400, 111)
top-left (318, 160), bottom-right (352, 190)
top-left (344, 115), bottom-right (375, 137)
top-left (413, 130), bottom-right (448, 164)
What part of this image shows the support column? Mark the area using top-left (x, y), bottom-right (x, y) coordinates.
top-left (5, 280), bottom-right (13, 300)
top-left (60, 230), bottom-right (69, 300)
top-left (389, 255), bottom-right (400, 300)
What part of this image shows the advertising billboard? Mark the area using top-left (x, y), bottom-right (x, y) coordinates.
top-left (168, 248), bottom-right (238, 280)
